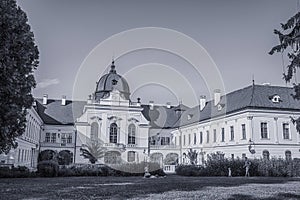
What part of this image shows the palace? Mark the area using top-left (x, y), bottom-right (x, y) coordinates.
top-left (1, 61), bottom-right (300, 170)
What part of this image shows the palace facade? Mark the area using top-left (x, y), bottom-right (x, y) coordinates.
top-left (1, 61), bottom-right (300, 169)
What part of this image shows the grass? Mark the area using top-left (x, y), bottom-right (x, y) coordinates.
top-left (0, 175), bottom-right (300, 199)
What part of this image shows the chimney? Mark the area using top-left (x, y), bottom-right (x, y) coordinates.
top-left (199, 95), bottom-right (206, 110)
top-left (166, 102), bottom-right (171, 109)
top-left (42, 94), bottom-right (48, 105)
top-left (137, 97), bottom-right (141, 106)
top-left (61, 95), bottom-right (66, 106)
top-left (149, 101), bottom-right (154, 110)
top-left (214, 89), bottom-right (221, 106)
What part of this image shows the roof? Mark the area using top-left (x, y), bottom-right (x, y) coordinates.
top-left (175, 84), bottom-right (300, 127)
top-left (34, 99), bottom-right (86, 125)
top-left (33, 84), bottom-right (300, 127)
top-left (141, 103), bottom-right (189, 129)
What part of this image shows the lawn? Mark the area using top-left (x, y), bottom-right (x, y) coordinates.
top-left (0, 175), bottom-right (300, 200)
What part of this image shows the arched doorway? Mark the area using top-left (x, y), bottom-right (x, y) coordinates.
top-left (58, 150), bottom-right (73, 165)
top-left (38, 150), bottom-right (57, 162)
top-left (164, 153), bottom-right (179, 165)
top-left (150, 152), bottom-right (163, 166)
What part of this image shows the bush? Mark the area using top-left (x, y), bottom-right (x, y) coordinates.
top-left (0, 166), bottom-right (36, 178)
top-left (56, 162), bottom-right (166, 177)
top-left (176, 152), bottom-right (300, 177)
top-left (37, 160), bottom-right (59, 177)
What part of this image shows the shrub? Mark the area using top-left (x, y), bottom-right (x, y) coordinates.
top-left (56, 162), bottom-right (165, 177)
top-left (0, 166), bottom-right (35, 178)
top-left (37, 160), bottom-right (59, 177)
top-left (176, 152), bottom-right (300, 177)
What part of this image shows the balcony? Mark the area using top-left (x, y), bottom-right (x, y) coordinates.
top-left (126, 144), bottom-right (137, 148)
top-left (40, 142), bottom-right (74, 148)
top-left (150, 144), bottom-right (178, 149)
top-left (104, 143), bottom-right (126, 152)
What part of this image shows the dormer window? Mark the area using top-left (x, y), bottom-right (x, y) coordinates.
top-left (187, 114), bottom-right (193, 120)
top-left (217, 104), bottom-right (222, 111)
top-left (217, 104), bottom-right (224, 111)
top-left (270, 95), bottom-right (281, 103)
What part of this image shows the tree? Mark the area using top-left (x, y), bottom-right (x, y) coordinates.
top-left (0, 0), bottom-right (39, 153)
top-left (269, 11), bottom-right (300, 132)
top-left (80, 140), bottom-right (107, 164)
top-left (187, 148), bottom-right (198, 165)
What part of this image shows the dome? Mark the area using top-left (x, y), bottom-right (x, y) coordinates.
top-left (95, 61), bottom-right (130, 100)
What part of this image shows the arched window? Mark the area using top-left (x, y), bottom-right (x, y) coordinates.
top-left (90, 122), bottom-right (99, 141)
top-left (109, 123), bottom-right (118, 143)
top-left (285, 150), bottom-right (292, 161)
top-left (127, 151), bottom-right (136, 162)
top-left (128, 124), bottom-right (136, 144)
top-left (263, 150), bottom-right (270, 160)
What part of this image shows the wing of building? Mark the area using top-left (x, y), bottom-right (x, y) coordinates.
top-left (1, 62), bottom-right (300, 170)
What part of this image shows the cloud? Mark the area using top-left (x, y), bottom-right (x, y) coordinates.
top-left (36, 78), bottom-right (60, 89)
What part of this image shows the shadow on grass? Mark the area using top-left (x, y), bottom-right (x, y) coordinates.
top-left (0, 175), bottom-right (299, 199)
top-left (227, 192), bottom-right (300, 200)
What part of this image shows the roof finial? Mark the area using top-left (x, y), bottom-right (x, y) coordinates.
top-left (252, 74), bottom-right (255, 86)
top-left (110, 59), bottom-right (116, 73)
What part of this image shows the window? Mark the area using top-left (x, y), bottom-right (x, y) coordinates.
top-left (18, 149), bottom-right (21, 162)
top-left (183, 135), bottom-right (186, 146)
top-left (213, 129), bottom-right (217, 142)
top-left (175, 136), bottom-right (177, 146)
top-left (179, 136), bottom-right (182, 146)
top-left (230, 126), bottom-right (234, 141)
top-left (128, 124), bottom-right (136, 144)
top-left (67, 134), bottom-right (72, 143)
top-left (261, 122), bottom-right (268, 139)
top-left (283, 123), bottom-right (290, 139)
top-left (61, 133), bottom-right (67, 144)
top-left (161, 137), bottom-right (165, 145)
top-left (90, 122), bottom-right (99, 141)
top-left (200, 132), bottom-right (203, 144)
top-left (51, 133), bottom-right (56, 143)
top-left (128, 151), bottom-right (135, 162)
top-left (45, 132), bottom-right (50, 142)
top-left (263, 150), bottom-right (270, 160)
top-left (221, 128), bottom-right (225, 142)
top-left (150, 136), bottom-right (156, 145)
top-left (285, 150), bottom-right (292, 161)
top-left (21, 149), bottom-right (24, 162)
top-left (166, 137), bottom-right (170, 145)
top-left (231, 154), bottom-right (234, 159)
top-left (109, 123), bottom-right (118, 143)
top-left (188, 134), bottom-right (191, 145)
top-left (241, 124), bottom-right (246, 140)
top-left (194, 133), bottom-right (196, 145)
top-left (206, 131), bottom-right (209, 143)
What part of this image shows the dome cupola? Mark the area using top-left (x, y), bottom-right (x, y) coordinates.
top-left (94, 61), bottom-right (130, 100)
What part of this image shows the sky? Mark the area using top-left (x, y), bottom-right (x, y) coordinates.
top-left (16, 0), bottom-right (299, 107)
